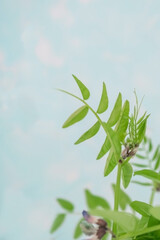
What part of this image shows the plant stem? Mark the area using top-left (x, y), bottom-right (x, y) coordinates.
top-left (118, 224), bottom-right (160, 239)
top-left (149, 188), bottom-right (155, 205)
top-left (112, 163), bottom-right (122, 238)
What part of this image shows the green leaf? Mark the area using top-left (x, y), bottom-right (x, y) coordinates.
top-left (136, 154), bottom-right (146, 159)
top-left (112, 184), bottom-right (132, 210)
top-left (96, 136), bottom-right (111, 160)
top-left (57, 198), bottom-right (74, 212)
top-left (62, 106), bottom-right (89, 128)
top-left (73, 219), bottom-right (83, 239)
top-left (153, 145), bottom-right (160, 161)
top-left (72, 74), bottom-right (90, 100)
top-left (50, 213), bottom-right (66, 233)
top-left (134, 169), bottom-right (160, 183)
top-left (74, 121), bottom-right (100, 144)
top-left (103, 123), bottom-right (121, 162)
top-left (106, 92), bottom-right (122, 127)
top-left (148, 139), bottom-right (153, 152)
top-left (85, 189), bottom-right (110, 209)
top-left (137, 112), bottom-right (146, 125)
top-left (104, 149), bottom-right (117, 176)
top-left (130, 201), bottom-right (152, 217)
top-left (131, 180), bottom-right (152, 186)
top-left (90, 209), bottom-right (137, 232)
top-left (122, 163), bottom-right (133, 188)
top-left (135, 216), bottom-right (149, 232)
top-left (115, 100), bottom-right (130, 142)
top-left (97, 82), bottom-right (109, 114)
top-left (132, 163), bottom-right (148, 168)
top-left (150, 207), bottom-right (160, 220)
top-left (137, 115), bottom-right (149, 143)
top-left (154, 154), bottom-right (160, 170)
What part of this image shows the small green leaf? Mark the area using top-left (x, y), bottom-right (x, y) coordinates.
top-left (150, 207), bottom-right (160, 220)
top-left (132, 163), bottom-right (148, 168)
top-left (154, 154), bottom-right (160, 170)
top-left (106, 92), bottom-right (122, 127)
top-left (134, 169), bottom-right (160, 183)
top-left (137, 115), bottom-right (149, 143)
top-left (96, 137), bottom-right (111, 160)
top-left (85, 189), bottom-right (110, 209)
top-left (90, 209), bottom-right (137, 232)
top-left (72, 74), bottom-right (90, 100)
top-left (131, 180), bottom-right (152, 186)
top-left (62, 106), bottom-right (88, 128)
top-left (137, 112), bottom-right (146, 125)
top-left (148, 139), bottom-right (153, 152)
top-left (97, 82), bottom-right (109, 114)
top-left (115, 100), bottom-right (130, 141)
top-left (75, 121), bottom-right (100, 144)
top-left (57, 198), bottom-right (74, 212)
top-left (104, 150), bottom-right (117, 176)
top-left (112, 184), bottom-right (132, 210)
top-left (74, 219), bottom-right (83, 239)
top-left (136, 154), bottom-right (146, 159)
top-left (50, 214), bottom-right (66, 233)
top-left (122, 163), bottom-right (133, 188)
top-left (130, 201), bottom-right (152, 217)
top-left (103, 123), bottom-right (121, 162)
top-left (153, 145), bottom-right (160, 161)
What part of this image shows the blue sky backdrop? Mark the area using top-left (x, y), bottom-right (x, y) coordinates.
top-left (1, 0), bottom-right (160, 239)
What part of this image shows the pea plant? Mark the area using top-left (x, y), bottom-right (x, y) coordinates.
top-left (50, 75), bottom-right (160, 240)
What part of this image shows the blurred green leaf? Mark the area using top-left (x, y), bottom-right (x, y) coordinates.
top-left (153, 145), bottom-right (160, 161)
top-left (112, 184), bottom-right (132, 210)
top-left (148, 139), bottom-right (153, 152)
top-left (62, 106), bottom-right (88, 128)
top-left (73, 219), bottom-right (83, 239)
top-left (106, 92), bottom-right (122, 127)
top-left (85, 189), bottom-right (110, 209)
top-left (91, 209), bottom-right (137, 232)
top-left (136, 154), bottom-right (146, 159)
top-left (150, 207), bottom-right (160, 220)
top-left (72, 74), bottom-right (90, 100)
top-left (130, 201), bottom-right (152, 217)
top-left (57, 198), bottom-right (74, 212)
top-left (50, 214), bottom-right (66, 234)
top-left (97, 82), bottom-right (109, 114)
top-left (132, 163), bottom-right (148, 168)
top-left (122, 163), bottom-right (133, 188)
top-left (132, 180), bottom-right (152, 186)
top-left (115, 100), bottom-right (130, 142)
top-left (97, 137), bottom-right (111, 160)
top-left (154, 154), bottom-right (160, 170)
top-left (134, 169), bottom-right (160, 183)
top-left (75, 121), bottom-right (100, 144)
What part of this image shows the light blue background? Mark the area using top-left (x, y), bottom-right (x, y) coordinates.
top-left (0, 0), bottom-right (160, 239)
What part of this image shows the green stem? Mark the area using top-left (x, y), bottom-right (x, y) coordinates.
top-left (149, 188), bottom-right (155, 205)
top-left (112, 163), bottom-right (122, 238)
top-left (118, 224), bottom-right (160, 239)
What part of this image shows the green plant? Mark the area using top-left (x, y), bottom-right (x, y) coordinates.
top-left (50, 75), bottom-right (160, 240)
